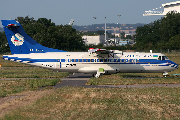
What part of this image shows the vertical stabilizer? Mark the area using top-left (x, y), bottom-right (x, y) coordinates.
top-left (1, 20), bottom-right (66, 54)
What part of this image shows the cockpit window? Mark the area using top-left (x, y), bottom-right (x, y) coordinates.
top-left (162, 56), bottom-right (165, 60)
top-left (165, 56), bottom-right (169, 60)
top-left (159, 56), bottom-right (169, 60)
top-left (158, 56), bottom-right (161, 60)
top-left (162, 56), bottom-right (169, 60)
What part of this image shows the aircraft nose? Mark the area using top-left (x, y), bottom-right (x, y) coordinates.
top-left (172, 62), bottom-right (179, 69)
top-left (175, 63), bottom-right (179, 69)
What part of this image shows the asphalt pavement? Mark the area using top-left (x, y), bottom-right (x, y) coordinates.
top-left (53, 73), bottom-right (180, 88)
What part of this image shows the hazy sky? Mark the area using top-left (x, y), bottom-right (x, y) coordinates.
top-left (0, 0), bottom-right (177, 27)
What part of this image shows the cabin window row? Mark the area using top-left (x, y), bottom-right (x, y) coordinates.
top-left (59, 59), bottom-right (139, 63)
top-left (125, 55), bottom-right (155, 58)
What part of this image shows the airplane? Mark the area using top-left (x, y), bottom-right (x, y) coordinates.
top-left (69, 19), bottom-right (74, 26)
top-left (1, 20), bottom-right (179, 78)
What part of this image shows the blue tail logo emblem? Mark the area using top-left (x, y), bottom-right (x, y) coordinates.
top-left (11, 33), bottom-right (24, 46)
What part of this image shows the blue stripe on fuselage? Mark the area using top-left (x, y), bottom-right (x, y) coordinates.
top-left (3, 56), bottom-right (174, 66)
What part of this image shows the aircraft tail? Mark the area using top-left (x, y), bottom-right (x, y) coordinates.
top-left (1, 20), bottom-right (65, 54)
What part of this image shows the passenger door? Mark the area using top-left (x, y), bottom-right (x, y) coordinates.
top-left (55, 59), bottom-right (60, 68)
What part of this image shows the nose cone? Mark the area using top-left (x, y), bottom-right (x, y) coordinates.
top-left (171, 61), bottom-right (179, 70)
top-left (175, 63), bottom-right (179, 69)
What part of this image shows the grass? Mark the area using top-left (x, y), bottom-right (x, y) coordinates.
top-left (0, 67), bottom-right (69, 78)
top-left (0, 55), bottom-right (69, 97)
top-left (0, 78), bottom-right (61, 97)
top-left (87, 75), bottom-right (180, 85)
top-left (0, 53), bottom-right (180, 119)
top-left (2, 87), bottom-right (180, 119)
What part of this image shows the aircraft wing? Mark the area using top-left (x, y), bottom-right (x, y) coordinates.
top-left (88, 48), bottom-right (111, 54)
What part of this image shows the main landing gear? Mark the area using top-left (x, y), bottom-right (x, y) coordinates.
top-left (93, 68), bottom-right (105, 78)
top-left (93, 73), bottom-right (101, 78)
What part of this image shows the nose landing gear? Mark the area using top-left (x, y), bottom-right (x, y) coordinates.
top-left (163, 72), bottom-right (168, 77)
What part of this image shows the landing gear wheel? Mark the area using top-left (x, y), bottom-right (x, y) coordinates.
top-left (163, 72), bottom-right (168, 78)
top-left (93, 68), bottom-right (105, 78)
top-left (95, 74), bottom-right (100, 78)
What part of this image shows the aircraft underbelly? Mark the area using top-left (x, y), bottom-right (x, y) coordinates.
top-left (143, 66), bottom-right (174, 73)
top-left (119, 64), bottom-right (145, 73)
top-left (119, 64), bottom-right (174, 73)
top-left (78, 64), bottom-right (119, 74)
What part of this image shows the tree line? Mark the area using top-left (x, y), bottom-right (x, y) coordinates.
top-left (134, 12), bottom-right (180, 51)
top-left (0, 31), bottom-right (9, 53)
top-left (0, 16), bottom-right (86, 54)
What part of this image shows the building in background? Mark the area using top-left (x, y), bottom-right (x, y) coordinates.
top-left (73, 23), bottom-right (144, 36)
top-left (119, 40), bottom-right (129, 46)
top-left (143, 1), bottom-right (180, 16)
top-left (82, 35), bottom-right (107, 45)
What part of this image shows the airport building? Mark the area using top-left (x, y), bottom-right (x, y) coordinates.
top-left (143, 1), bottom-right (180, 16)
top-left (82, 35), bottom-right (107, 45)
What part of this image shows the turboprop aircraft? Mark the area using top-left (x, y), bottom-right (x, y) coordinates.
top-left (1, 20), bottom-right (179, 78)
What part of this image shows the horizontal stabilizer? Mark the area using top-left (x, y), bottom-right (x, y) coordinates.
top-left (2, 20), bottom-right (21, 27)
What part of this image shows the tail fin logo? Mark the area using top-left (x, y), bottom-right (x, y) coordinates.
top-left (11, 33), bottom-right (24, 46)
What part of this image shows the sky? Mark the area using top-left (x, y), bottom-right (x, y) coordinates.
top-left (0, 0), bottom-right (178, 27)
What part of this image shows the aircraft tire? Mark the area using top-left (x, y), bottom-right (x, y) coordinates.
top-left (95, 74), bottom-right (100, 78)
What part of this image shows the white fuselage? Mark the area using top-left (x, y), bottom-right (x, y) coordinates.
top-left (3, 51), bottom-right (178, 75)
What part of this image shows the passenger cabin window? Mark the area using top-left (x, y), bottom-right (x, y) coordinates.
top-left (91, 59), bottom-right (94, 62)
top-left (100, 59), bottom-right (103, 62)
